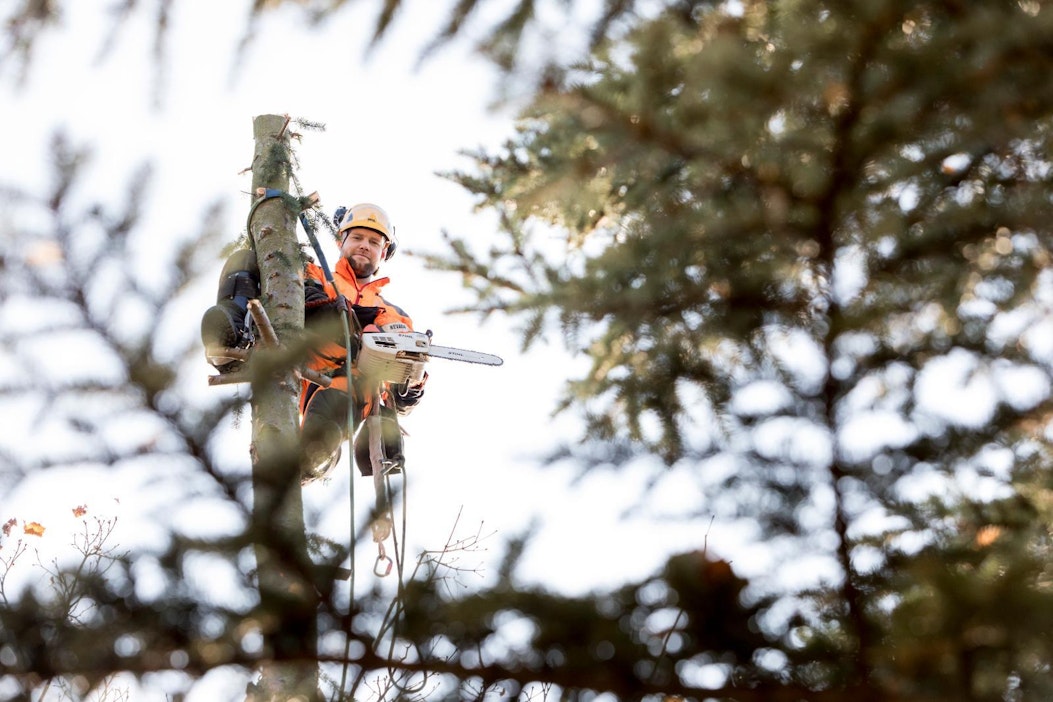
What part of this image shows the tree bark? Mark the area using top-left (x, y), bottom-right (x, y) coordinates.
top-left (245, 114), bottom-right (320, 701)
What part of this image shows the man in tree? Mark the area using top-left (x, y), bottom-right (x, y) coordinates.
top-left (201, 202), bottom-right (426, 484)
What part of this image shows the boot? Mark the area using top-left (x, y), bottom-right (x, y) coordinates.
top-left (201, 249), bottom-right (260, 372)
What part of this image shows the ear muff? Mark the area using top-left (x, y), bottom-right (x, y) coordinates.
top-left (332, 206), bottom-right (348, 232)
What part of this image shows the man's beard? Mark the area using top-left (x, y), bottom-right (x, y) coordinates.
top-left (350, 257), bottom-right (378, 279)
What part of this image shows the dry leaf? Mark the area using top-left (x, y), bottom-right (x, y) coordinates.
top-left (976, 525), bottom-right (1002, 547)
top-left (24, 522), bottom-right (46, 537)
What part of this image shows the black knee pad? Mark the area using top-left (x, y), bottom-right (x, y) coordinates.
top-left (216, 249), bottom-right (260, 303)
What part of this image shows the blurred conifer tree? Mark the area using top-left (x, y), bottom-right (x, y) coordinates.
top-left (422, 1), bottom-right (1053, 699)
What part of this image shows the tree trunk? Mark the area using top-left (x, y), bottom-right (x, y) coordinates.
top-left (245, 114), bottom-right (320, 701)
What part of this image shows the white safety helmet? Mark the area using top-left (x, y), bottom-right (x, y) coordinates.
top-left (337, 203), bottom-right (398, 260)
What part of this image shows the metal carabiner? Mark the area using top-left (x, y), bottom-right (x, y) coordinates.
top-left (373, 543), bottom-right (393, 577)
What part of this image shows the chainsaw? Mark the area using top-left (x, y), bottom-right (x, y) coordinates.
top-left (356, 330), bottom-right (503, 385)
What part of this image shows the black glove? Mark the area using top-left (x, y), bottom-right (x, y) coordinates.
top-left (391, 373), bottom-right (427, 414)
top-left (305, 285), bottom-right (353, 323)
top-left (351, 305), bottom-right (380, 328)
top-left (304, 286), bottom-right (360, 356)
top-left (304, 281), bottom-right (335, 312)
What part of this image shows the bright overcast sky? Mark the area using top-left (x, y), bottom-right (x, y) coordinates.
top-left (0, 0), bottom-right (729, 623)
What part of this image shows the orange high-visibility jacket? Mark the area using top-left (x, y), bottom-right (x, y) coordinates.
top-left (301, 257), bottom-right (414, 397)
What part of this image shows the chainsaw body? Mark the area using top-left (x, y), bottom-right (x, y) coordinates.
top-left (357, 332), bottom-right (430, 385)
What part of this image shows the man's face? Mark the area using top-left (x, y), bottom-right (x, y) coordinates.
top-left (340, 227), bottom-right (388, 278)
